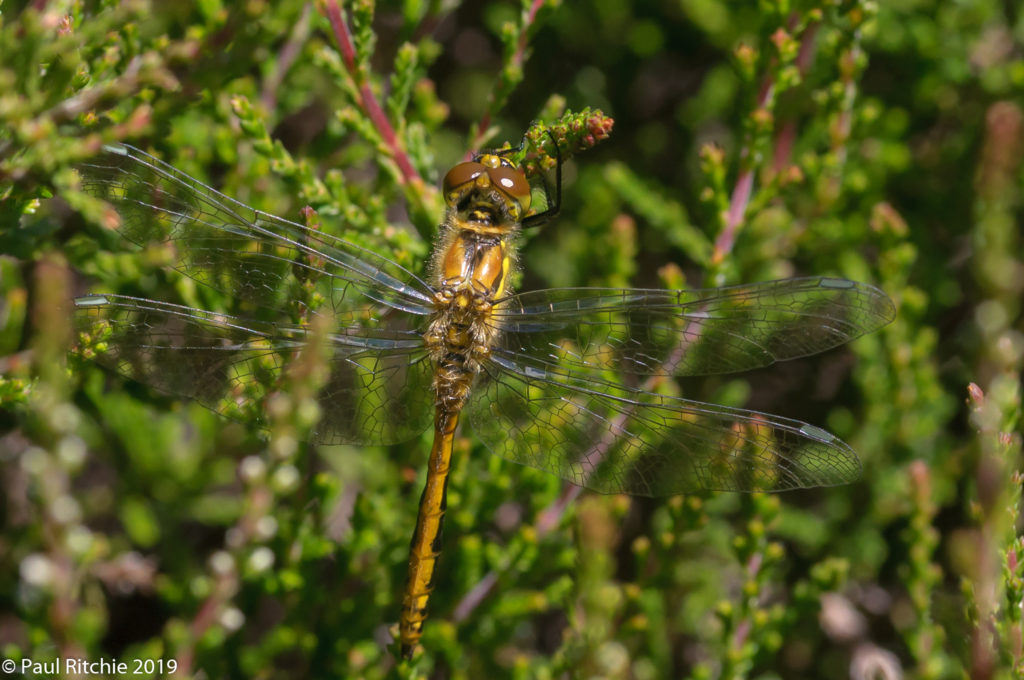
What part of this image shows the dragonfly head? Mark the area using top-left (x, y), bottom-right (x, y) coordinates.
top-left (442, 154), bottom-right (532, 226)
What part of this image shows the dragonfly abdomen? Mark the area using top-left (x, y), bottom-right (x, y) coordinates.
top-left (399, 407), bottom-right (458, 659)
top-left (400, 177), bottom-right (523, 655)
top-left (402, 285), bottom-right (498, 657)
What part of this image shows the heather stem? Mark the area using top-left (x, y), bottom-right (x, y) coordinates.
top-left (322, 0), bottom-right (423, 188)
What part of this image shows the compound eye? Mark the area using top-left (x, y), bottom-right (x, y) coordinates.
top-left (442, 162), bottom-right (486, 198)
top-left (487, 164), bottom-right (532, 211)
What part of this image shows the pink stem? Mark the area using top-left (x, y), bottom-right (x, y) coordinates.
top-left (714, 17), bottom-right (821, 264)
top-left (712, 76), bottom-right (773, 264)
top-left (323, 0), bottom-right (422, 186)
top-left (773, 22), bottom-right (819, 173)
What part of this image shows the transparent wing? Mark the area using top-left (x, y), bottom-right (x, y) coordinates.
top-left (75, 294), bottom-right (434, 446)
top-left (467, 358), bottom-right (861, 496)
top-left (79, 145), bottom-right (436, 321)
top-left (491, 277), bottom-right (894, 379)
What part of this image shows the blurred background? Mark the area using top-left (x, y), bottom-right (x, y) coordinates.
top-left (1, 0), bottom-right (1022, 678)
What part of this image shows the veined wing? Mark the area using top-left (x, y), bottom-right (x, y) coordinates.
top-left (79, 145), bottom-right (435, 322)
top-left (490, 277), bottom-right (894, 379)
top-left (75, 294), bottom-right (434, 446)
top-left (467, 357), bottom-right (860, 496)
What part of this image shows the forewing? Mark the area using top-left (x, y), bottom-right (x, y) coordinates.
top-left (75, 295), bottom-right (434, 446)
top-left (491, 277), bottom-right (894, 379)
top-left (79, 145), bottom-right (435, 321)
top-left (466, 359), bottom-right (861, 496)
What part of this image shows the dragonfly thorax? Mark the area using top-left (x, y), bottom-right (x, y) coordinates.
top-left (425, 227), bottom-right (511, 409)
top-left (425, 156), bottom-right (528, 410)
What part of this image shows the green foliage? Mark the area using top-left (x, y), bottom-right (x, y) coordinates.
top-left (1, 0), bottom-right (1023, 678)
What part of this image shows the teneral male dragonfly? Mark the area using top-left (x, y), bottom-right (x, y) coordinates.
top-left (73, 143), bottom-right (894, 659)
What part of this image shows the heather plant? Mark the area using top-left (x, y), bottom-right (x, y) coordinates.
top-left (1, 1), bottom-right (1022, 678)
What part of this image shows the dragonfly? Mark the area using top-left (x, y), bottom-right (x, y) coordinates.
top-left (72, 142), bottom-right (894, 659)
